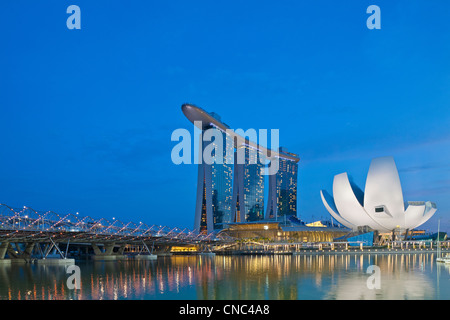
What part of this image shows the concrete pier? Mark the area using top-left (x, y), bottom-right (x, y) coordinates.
top-left (92, 255), bottom-right (127, 261)
top-left (198, 252), bottom-right (216, 257)
top-left (0, 259), bottom-right (11, 265)
top-left (155, 252), bottom-right (173, 256)
top-left (134, 254), bottom-right (157, 260)
top-left (35, 258), bottom-right (75, 265)
top-left (293, 248), bottom-right (450, 255)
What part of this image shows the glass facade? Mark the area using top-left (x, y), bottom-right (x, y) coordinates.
top-left (275, 157), bottom-right (298, 218)
top-left (199, 177), bottom-right (208, 232)
top-left (242, 146), bottom-right (265, 222)
top-left (232, 145), bottom-right (265, 223)
top-left (189, 106), bottom-right (299, 233)
top-left (210, 130), bottom-right (234, 229)
top-left (266, 149), bottom-right (299, 220)
top-left (198, 125), bottom-right (234, 233)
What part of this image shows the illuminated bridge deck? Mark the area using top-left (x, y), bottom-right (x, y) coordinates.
top-left (0, 203), bottom-right (229, 246)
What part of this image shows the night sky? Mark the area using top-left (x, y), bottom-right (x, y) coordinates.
top-left (1, 1), bottom-right (449, 232)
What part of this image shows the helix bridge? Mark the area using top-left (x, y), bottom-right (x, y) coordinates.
top-left (0, 203), bottom-right (232, 261)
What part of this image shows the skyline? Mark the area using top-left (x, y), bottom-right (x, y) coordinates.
top-left (1, 1), bottom-right (449, 232)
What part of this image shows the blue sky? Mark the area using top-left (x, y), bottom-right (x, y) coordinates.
top-left (1, 1), bottom-right (449, 232)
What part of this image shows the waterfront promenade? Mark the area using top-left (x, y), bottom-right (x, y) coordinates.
top-left (1, 203), bottom-right (448, 262)
top-left (213, 240), bottom-right (450, 255)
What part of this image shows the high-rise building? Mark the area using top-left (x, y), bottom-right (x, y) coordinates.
top-left (211, 129), bottom-right (234, 229)
top-left (231, 145), bottom-right (265, 223)
top-left (194, 123), bottom-right (234, 233)
top-left (182, 103), bottom-right (300, 233)
top-left (266, 148), bottom-right (299, 221)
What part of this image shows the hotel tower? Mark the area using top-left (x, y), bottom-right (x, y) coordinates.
top-left (182, 104), bottom-right (300, 233)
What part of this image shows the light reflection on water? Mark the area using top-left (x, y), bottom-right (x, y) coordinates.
top-left (0, 253), bottom-right (449, 300)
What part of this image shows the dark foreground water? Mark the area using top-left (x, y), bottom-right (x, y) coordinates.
top-left (0, 253), bottom-right (449, 300)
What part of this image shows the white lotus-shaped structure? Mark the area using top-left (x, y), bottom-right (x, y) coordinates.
top-left (320, 156), bottom-right (437, 232)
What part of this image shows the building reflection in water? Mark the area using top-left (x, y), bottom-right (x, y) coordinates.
top-left (0, 254), bottom-right (449, 300)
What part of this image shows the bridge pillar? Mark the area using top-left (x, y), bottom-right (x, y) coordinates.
top-left (23, 242), bottom-right (35, 258)
top-left (0, 242), bottom-right (8, 259)
top-left (134, 242), bottom-right (157, 260)
top-left (104, 243), bottom-right (115, 256)
top-left (0, 242), bottom-right (11, 265)
top-left (5, 242), bottom-right (35, 262)
top-left (91, 243), bottom-right (127, 261)
top-left (6, 243), bottom-right (19, 259)
top-left (116, 244), bottom-right (126, 255)
top-left (32, 240), bottom-right (75, 265)
top-left (91, 243), bottom-right (102, 256)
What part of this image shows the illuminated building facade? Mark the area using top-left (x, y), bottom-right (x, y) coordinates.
top-left (194, 124), bottom-right (234, 233)
top-left (182, 103), bottom-right (300, 233)
top-left (231, 145), bottom-right (265, 223)
top-left (211, 129), bottom-right (234, 229)
top-left (266, 148), bottom-right (298, 221)
top-left (220, 221), bottom-right (348, 243)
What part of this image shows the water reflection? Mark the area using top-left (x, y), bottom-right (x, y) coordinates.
top-left (0, 254), bottom-right (449, 300)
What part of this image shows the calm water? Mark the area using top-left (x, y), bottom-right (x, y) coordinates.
top-left (0, 253), bottom-right (449, 300)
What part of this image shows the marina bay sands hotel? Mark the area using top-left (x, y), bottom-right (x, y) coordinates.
top-left (182, 104), bottom-right (300, 233)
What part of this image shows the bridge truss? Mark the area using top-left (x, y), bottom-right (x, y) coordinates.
top-left (0, 203), bottom-right (231, 246)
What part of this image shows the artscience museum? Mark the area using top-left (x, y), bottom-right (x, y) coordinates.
top-left (320, 156), bottom-right (437, 233)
